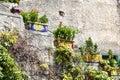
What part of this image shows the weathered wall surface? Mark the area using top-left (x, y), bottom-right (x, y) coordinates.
top-left (1, 0), bottom-right (120, 80)
top-left (0, 4), bottom-right (54, 80)
top-left (0, 11), bottom-right (24, 31)
top-left (19, 0), bottom-right (120, 53)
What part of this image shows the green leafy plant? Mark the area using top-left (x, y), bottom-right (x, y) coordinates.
top-left (38, 15), bottom-right (48, 23)
top-left (78, 37), bottom-right (100, 62)
top-left (21, 10), bottom-right (49, 24)
top-left (79, 37), bottom-right (99, 55)
top-left (86, 66), bottom-right (113, 80)
top-left (108, 49), bottom-right (115, 67)
top-left (8, 0), bottom-right (20, 4)
top-left (0, 31), bottom-right (23, 80)
top-left (53, 25), bottom-right (80, 41)
top-left (21, 11), bottom-right (29, 23)
top-left (21, 9), bottom-right (39, 23)
top-left (0, 31), bottom-right (18, 48)
top-left (55, 42), bottom-right (85, 80)
top-left (29, 9), bottom-right (38, 22)
top-left (117, 56), bottom-right (120, 67)
top-left (40, 63), bottom-right (49, 70)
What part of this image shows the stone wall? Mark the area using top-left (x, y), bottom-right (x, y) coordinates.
top-left (0, 4), bottom-right (55, 80)
top-left (0, 11), bottom-right (24, 31)
top-left (19, 0), bottom-right (120, 53)
top-left (1, 0), bottom-right (120, 79)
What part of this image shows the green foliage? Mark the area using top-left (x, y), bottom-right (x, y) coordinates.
top-left (0, 31), bottom-right (23, 80)
top-left (21, 10), bottom-right (49, 24)
top-left (108, 49), bottom-right (115, 67)
top-left (21, 9), bottom-right (38, 23)
top-left (117, 59), bottom-right (120, 67)
top-left (55, 43), bottom-right (85, 80)
top-left (109, 59), bottom-right (115, 67)
top-left (29, 9), bottom-right (38, 22)
top-left (86, 66), bottom-right (113, 80)
top-left (53, 25), bottom-right (80, 41)
top-left (86, 37), bottom-right (93, 48)
top-left (38, 15), bottom-right (48, 23)
top-left (8, 0), bottom-right (20, 4)
top-left (40, 63), bottom-right (49, 70)
top-left (108, 49), bottom-right (113, 59)
top-left (20, 11), bottom-right (29, 23)
top-left (79, 37), bottom-right (99, 55)
top-left (0, 31), bottom-right (18, 48)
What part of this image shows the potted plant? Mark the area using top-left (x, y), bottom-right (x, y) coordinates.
top-left (79, 37), bottom-right (101, 62)
top-left (53, 24), bottom-right (80, 48)
top-left (21, 9), bottom-right (49, 32)
top-left (38, 15), bottom-right (48, 32)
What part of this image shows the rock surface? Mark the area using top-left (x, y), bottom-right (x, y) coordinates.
top-left (1, 0), bottom-right (120, 80)
top-left (19, 0), bottom-right (120, 53)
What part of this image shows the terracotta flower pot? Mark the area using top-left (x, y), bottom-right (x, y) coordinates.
top-left (53, 39), bottom-right (74, 49)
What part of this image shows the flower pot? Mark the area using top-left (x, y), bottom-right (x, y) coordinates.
top-left (95, 55), bottom-right (101, 62)
top-left (53, 39), bottom-right (64, 47)
top-left (83, 54), bottom-right (89, 61)
top-left (53, 39), bottom-right (74, 49)
top-left (27, 22), bottom-right (48, 32)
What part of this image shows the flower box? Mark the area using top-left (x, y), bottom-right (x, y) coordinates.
top-left (26, 21), bottom-right (48, 32)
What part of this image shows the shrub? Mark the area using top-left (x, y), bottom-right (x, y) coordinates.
top-left (53, 25), bottom-right (80, 41)
top-left (79, 37), bottom-right (99, 55)
top-left (0, 31), bottom-right (23, 80)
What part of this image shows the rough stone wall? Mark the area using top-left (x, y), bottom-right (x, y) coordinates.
top-left (1, 0), bottom-right (120, 79)
top-left (0, 4), bottom-right (55, 80)
top-left (11, 30), bottom-right (54, 80)
top-left (19, 0), bottom-right (120, 53)
top-left (0, 11), bottom-right (24, 31)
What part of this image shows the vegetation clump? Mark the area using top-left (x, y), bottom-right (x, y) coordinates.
top-left (0, 31), bottom-right (23, 80)
top-left (8, 0), bottom-right (20, 4)
top-left (21, 10), bottom-right (48, 23)
top-left (53, 25), bottom-right (80, 41)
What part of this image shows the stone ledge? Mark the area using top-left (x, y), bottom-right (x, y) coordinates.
top-left (0, 11), bottom-right (22, 18)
